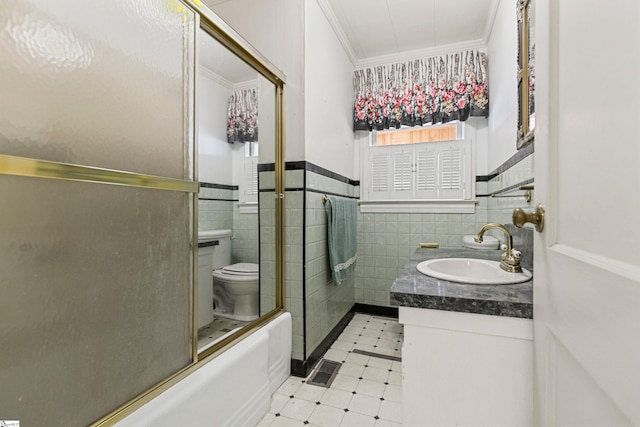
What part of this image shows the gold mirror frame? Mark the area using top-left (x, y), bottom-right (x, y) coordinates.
top-left (193, 6), bottom-right (286, 363)
top-left (517, 0), bottom-right (535, 149)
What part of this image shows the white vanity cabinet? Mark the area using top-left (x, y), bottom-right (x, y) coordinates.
top-left (400, 306), bottom-right (533, 427)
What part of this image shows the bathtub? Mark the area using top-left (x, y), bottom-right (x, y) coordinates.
top-left (116, 312), bottom-right (291, 426)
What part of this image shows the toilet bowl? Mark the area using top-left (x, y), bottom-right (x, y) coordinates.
top-left (212, 262), bottom-right (259, 322)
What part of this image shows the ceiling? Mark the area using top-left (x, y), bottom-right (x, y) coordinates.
top-left (198, 27), bottom-right (258, 85)
top-left (200, 0), bottom-right (498, 77)
top-left (322, 0), bottom-right (497, 62)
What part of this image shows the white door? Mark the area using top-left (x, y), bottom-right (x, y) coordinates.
top-left (534, 1), bottom-right (640, 425)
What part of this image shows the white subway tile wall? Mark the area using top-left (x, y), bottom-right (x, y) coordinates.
top-left (198, 186), bottom-right (234, 231)
top-left (305, 170), bottom-right (357, 358)
top-left (259, 186), bottom-right (278, 320)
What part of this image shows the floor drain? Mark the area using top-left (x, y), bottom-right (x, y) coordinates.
top-left (307, 359), bottom-right (341, 388)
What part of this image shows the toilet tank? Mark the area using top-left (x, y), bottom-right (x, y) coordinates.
top-left (198, 229), bottom-right (232, 269)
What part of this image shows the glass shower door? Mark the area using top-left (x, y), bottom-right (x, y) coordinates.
top-left (0, 1), bottom-right (196, 425)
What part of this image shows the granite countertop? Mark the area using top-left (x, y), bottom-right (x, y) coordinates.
top-left (390, 248), bottom-right (533, 319)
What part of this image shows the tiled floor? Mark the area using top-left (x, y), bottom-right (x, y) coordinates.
top-left (197, 316), bottom-right (250, 352)
top-left (257, 313), bottom-right (404, 426)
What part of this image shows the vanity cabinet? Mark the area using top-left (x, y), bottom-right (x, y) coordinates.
top-left (390, 248), bottom-right (534, 427)
top-left (400, 307), bottom-right (533, 427)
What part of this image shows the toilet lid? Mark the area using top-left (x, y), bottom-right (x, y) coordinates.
top-left (221, 262), bottom-right (259, 276)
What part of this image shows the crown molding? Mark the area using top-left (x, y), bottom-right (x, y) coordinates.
top-left (199, 66), bottom-right (258, 91)
top-left (355, 39), bottom-right (487, 70)
top-left (315, 0), bottom-right (358, 66)
top-left (234, 79), bottom-right (259, 90)
top-left (483, 0), bottom-right (501, 45)
top-left (199, 65), bottom-right (234, 89)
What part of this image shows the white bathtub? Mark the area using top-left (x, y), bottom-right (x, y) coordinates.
top-left (116, 313), bottom-right (291, 427)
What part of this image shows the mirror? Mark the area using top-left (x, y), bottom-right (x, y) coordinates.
top-left (196, 27), bottom-right (278, 355)
top-left (517, 0), bottom-right (535, 149)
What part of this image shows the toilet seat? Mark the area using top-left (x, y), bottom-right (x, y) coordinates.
top-left (219, 262), bottom-right (258, 276)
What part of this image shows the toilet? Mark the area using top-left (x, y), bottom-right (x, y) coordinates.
top-left (462, 234), bottom-right (500, 250)
top-left (212, 262), bottom-right (259, 322)
top-left (207, 230), bottom-right (259, 322)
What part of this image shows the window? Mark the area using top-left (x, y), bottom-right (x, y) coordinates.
top-left (239, 141), bottom-right (258, 213)
top-left (360, 122), bottom-right (476, 213)
top-left (374, 122), bottom-right (464, 146)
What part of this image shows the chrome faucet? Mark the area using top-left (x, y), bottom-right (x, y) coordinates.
top-left (475, 223), bottom-right (522, 273)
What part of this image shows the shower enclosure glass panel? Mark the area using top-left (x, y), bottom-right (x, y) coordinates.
top-left (0, 0), bottom-right (196, 425)
top-left (0, 0), bottom-right (194, 179)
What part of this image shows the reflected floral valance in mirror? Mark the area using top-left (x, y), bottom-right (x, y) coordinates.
top-left (227, 87), bottom-right (258, 143)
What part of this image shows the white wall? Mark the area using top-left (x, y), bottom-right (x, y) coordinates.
top-left (198, 68), bottom-right (234, 184)
top-left (486, 0), bottom-right (519, 172)
top-left (304, 0), bottom-right (355, 178)
top-left (211, 0), bottom-right (306, 163)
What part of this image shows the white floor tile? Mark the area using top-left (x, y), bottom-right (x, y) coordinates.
top-left (270, 393), bottom-right (291, 413)
top-left (343, 326), bottom-right (365, 335)
top-left (387, 371), bottom-right (402, 386)
top-left (320, 388), bottom-right (353, 409)
top-left (308, 404), bottom-right (346, 427)
top-left (270, 415), bottom-right (307, 427)
top-left (256, 412), bottom-right (275, 427)
top-left (375, 419), bottom-right (402, 427)
top-left (324, 348), bottom-right (349, 362)
top-left (367, 357), bottom-right (392, 370)
top-left (356, 335), bottom-right (379, 346)
top-left (277, 377), bottom-right (304, 396)
top-left (377, 338), bottom-right (399, 350)
top-left (280, 397), bottom-right (317, 421)
top-left (355, 379), bottom-right (386, 398)
top-left (340, 411), bottom-right (377, 427)
top-left (378, 400), bottom-right (403, 423)
top-left (338, 332), bottom-right (359, 343)
top-left (348, 394), bottom-right (381, 416)
top-left (361, 328), bottom-right (381, 338)
top-left (332, 340), bottom-right (355, 351)
top-left (361, 366), bottom-right (389, 383)
top-left (339, 362), bottom-right (365, 378)
top-left (345, 352), bottom-right (370, 366)
top-left (295, 383), bottom-right (326, 402)
top-left (331, 374), bottom-right (359, 393)
top-left (382, 384), bottom-right (402, 403)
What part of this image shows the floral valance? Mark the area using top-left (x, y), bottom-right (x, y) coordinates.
top-left (227, 88), bottom-right (258, 143)
top-left (354, 50), bottom-right (489, 131)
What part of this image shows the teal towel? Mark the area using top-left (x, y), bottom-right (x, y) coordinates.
top-left (325, 196), bottom-right (358, 285)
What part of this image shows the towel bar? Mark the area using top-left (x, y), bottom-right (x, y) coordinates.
top-left (322, 195), bottom-right (329, 204)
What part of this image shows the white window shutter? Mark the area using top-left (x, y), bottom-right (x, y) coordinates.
top-left (392, 150), bottom-right (413, 196)
top-left (415, 145), bottom-right (438, 199)
top-left (363, 138), bottom-right (472, 203)
top-left (369, 150), bottom-right (390, 198)
top-left (439, 142), bottom-right (469, 199)
top-left (242, 156), bottom-right (258, 202)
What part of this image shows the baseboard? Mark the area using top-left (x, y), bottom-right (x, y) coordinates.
top-left (290, 310), bottom-right (355, 378)
top-left (289, 304), bottom-right (398, 378)
top-left (353, 303), bottom-right (398, 318)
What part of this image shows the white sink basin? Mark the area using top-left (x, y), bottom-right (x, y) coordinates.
top-left (416, 258), bottom-right (532, 285)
